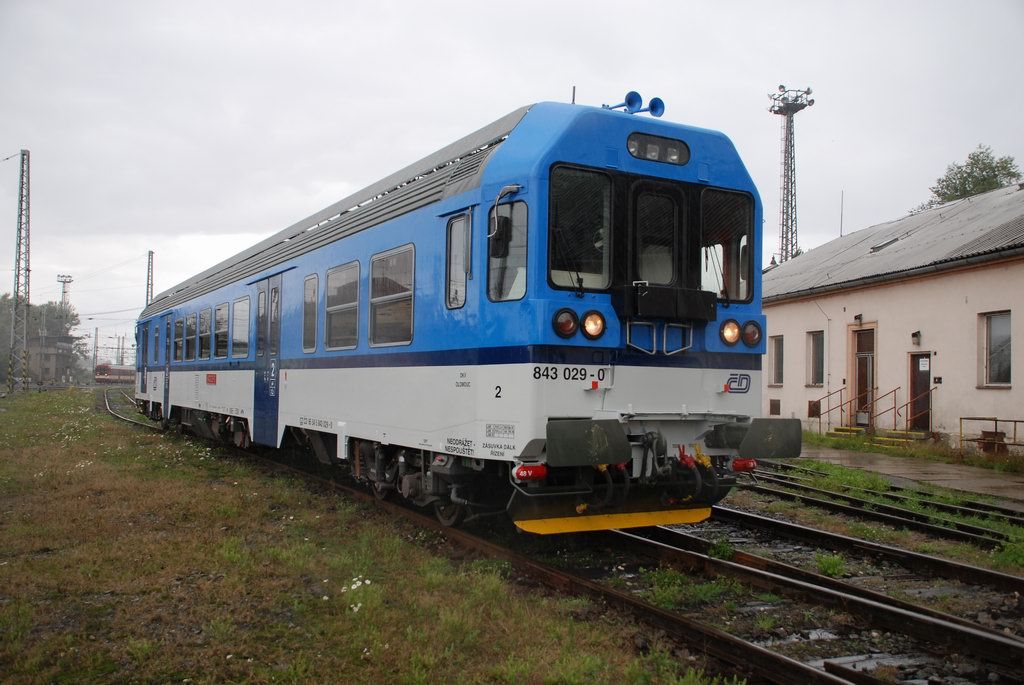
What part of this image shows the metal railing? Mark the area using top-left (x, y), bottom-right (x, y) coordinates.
top-left (870, 386), bottom-right (901, 431)
top-left (896, 386), bottom-right (938, 432)
top-left (812, 386), bottom-right (846, 434)
top-left (813, 386), bottom-right (881, 433)
top-left (959, 417), bottom-right (1024, 454)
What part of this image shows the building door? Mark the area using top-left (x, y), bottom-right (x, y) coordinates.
top-left (854, 329), bottom-right (875, 426)
top-left (909, 353), bottom-right (932, 432)
top-left (253, 274), bottom-right (282, 447)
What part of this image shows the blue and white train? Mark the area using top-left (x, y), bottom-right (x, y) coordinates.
top-left (135, 93), bottom-right (799, 534)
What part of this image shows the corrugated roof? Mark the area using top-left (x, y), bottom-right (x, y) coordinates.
top-left (763, 184), bottom-right (1024, 302)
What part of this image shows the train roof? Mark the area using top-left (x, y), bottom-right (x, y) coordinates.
top-left (141, 105), bottom-right (532, 318)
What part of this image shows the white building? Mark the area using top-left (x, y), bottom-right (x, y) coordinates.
top-left (762, 185), bottom-right (1023, 447)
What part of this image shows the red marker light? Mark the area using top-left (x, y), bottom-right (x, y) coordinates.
top-left (731, 458), bottom-right (757, 472)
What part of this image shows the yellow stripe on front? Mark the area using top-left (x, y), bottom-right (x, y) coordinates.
top-left (514, 507), bottom-right (712, 535)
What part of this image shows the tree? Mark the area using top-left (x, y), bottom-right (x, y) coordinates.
top-left (917, 145), bottom-right (1021, 211)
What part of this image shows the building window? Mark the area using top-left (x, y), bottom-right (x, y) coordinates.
top-left (446, 215), bottom-right (469, 309)
top-left (489, 201), bottom-right (528, 301)
top-left (303, 275), bottom-right (318, 353)
top-left (769, 335), bottom-right (784, 385)
top-left (198, 308), bottom-right (212, 360)
top-left (214, 304), bottom-right (229, 358)
top-left (173, 319), bottom-right (184, 362)
top-left (984, 311), bottom-right (1011, 385)
top-left (807, 330), bottom-right (824, 386)
top-left (326, 262), bottom-right (359, 349)
top-left (371, 246), bottom-right (414, 345)
top-left (231, 297), bottom-right (250, 358)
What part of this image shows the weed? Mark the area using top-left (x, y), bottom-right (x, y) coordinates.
top-left (754, 612), bottom-right (777, 632)
top-left (814, 552), bottom-right (846, 577)
top-left (754, 592), bottom-right (783, 604)
top-left (707, 536), bottom-right (735, 560)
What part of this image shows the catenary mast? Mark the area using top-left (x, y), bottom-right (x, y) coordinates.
top-left (8, 150), bottom-right (30, 392)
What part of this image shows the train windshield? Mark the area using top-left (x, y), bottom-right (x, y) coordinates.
top-left (547, 165), bottom-right (753, 303)
top-left (700, 189), bottom-right (752, 301)
top-left (548, 167), bottom-right (612, 290)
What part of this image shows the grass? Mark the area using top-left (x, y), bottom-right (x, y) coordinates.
top-left (803, 430), bottom-right (1024, 473)
top-left (639, 567), bottom-right (744, 610)
top-left (764, 455), bottom-right (1024, 567)
top-left (0, 389), bottom-right (738, 685)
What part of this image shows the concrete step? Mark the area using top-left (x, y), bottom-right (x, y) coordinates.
top-left (877, 429), bottom-right (930, 441)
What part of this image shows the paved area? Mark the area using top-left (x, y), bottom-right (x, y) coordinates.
top-left (797, 446), bottom-right (1024, 508)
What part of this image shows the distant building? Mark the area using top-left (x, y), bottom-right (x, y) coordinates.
top-left (762, 184), bottom-right (1023, 445)
top-left (26, 333), bottom-right (77, 386)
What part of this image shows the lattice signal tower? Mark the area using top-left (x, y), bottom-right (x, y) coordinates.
top-left (769, 86), bottom-right (814, 263)
top-left (7, 150), bottom-right (30, 392)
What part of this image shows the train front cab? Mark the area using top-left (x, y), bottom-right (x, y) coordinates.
top-left (490, 112), bottom-right (801, 533)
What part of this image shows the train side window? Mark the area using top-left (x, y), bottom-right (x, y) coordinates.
top-left (325, 262), bottom-right (359, 350)
top-left (303, 275), bottom-right (318, 353)
top-left (446, 215), bottom-right (469, 309)
top-left (232, 297), bottom-right (250, 358)
top-left (185, 314), bottom-right (197, 361)
top-left (153, 323), bottom-right (160, 363)
top-left (198, 308), bottom-right (212, 360)
top-left (214, 303), bottom-right (229, 358)
top-left (257, 291), bottom-right (267, 356)
top-left (488, 201), bottom-right (527, 301)
top-left (173, 319), bottom-right (184, 362)
top-left (370, 245), bottom-right (414, 345)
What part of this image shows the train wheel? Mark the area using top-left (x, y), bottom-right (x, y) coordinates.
top-left (433, 500), bottom-right (466, 527)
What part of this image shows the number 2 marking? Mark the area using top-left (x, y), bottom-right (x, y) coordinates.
top-left (495, 386), bottom-right (502, 398)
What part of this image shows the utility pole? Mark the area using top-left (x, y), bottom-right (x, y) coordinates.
top-left (57, 274), bottom-right (73, 329)
top-left (7, 150), bottom-right (30, 393)
top-left (146, 250), bottom-right (154, 305)
top-left (769, 86), bottom-right (814, 263)
top-left (92, 327), bottom-right (98, 372)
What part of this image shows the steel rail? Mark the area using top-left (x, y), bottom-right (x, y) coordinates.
top-left (608, 529), bottom-right (1024, 670)
top-left (759, 459), bottom-right (1024, 520)
top-left (632, 525), bottom-right (1024, 645)
top-left (748, 482), bottom-right (1006, 548)
top-left (712, 506), bottom-right (1024, 594)
top-left (755, 468), bottom-right (1024, 527)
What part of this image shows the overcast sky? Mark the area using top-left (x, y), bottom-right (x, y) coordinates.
top-left (1, 0), bottom-right (1021, 362)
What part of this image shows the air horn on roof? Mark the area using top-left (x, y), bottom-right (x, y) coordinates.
top-left (602, 91), bottom-right (665, 117)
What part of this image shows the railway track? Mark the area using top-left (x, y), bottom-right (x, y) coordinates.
top-left (101, 389), bottom-right (1024, 683)
top-left (737, 461), bottom-right (1022, 549)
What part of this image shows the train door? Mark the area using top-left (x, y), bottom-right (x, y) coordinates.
top-left (909, 352), bottom-right (931, 431)
top-left (253, 274), bottom-right (282, 446)
top-left (138, 323), bottom-right (148, 393)
top-left (162, 315), bottom-right (172, 420)
top-left (853, 328), bottom-right (875, 426)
